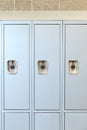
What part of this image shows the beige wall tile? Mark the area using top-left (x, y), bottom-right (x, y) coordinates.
top-left (33, 0), bottom-right (59, 10)
top-left (60, 0), bottom-right (87, 10)
top-left (15, 0), bottom-right (31, 11)
top-left (0, 1), bottom-right (14, 11)
top-left (0, 0), bottom-right (13, 1)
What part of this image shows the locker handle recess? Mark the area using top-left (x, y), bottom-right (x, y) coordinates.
top-left (38, 60), bottom-right (48, 74)
top-left (7, 60), bottom-right (18, 74)
top-left (68, 60), bottom-right (79, 74)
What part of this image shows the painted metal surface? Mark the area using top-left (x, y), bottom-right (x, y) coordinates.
top-left (65, 24), bottom-right (87, 109)
top-left (35, 113), bottom-right (60, 130)
top-left (0, 21), bottom-right (2, 130)
top-left (5, 113), bottom-right (30, 130)
top-left (4, 24), bottom-right (30, 110)
top-left (0, 20), bottom-right (87, 130)
top-left (1, 21), bottom-right (31, 130)
top-left (65, 113), bottom-right (87, 130)
top-left (0, 21), bottom-right (62, 130)
top-left (34, 23), bottom-right (61, 110)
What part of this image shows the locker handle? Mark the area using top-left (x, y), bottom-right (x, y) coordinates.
top-left (7, 60), bottom-right (18, 74)
top-left (68, 60), bottom-right (79, 74)
top-left (37, 60), bottom-right (48, 74)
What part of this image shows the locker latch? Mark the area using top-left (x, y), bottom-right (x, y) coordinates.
top-left (68, 60), bottom-right (79, 74)
top-left (7, 60), bottom-right (18, 74)
top-left (38, 60), bottom-right (48, 74)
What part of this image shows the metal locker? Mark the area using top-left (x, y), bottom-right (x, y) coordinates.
top-left (34, 22), bottom-right (61, 110)
top-left (5, 113), bottom-right (29, 130)
top-left (0, 22), bottom-right (2, 130)
top-left (35, 113), bottom-right (60, 130)
top-left (65, 113), bottom-right (87, 130)
top-left (65, 24), bottom-right (87, 109)
top-left (4, 24), bottom-right (30, 109)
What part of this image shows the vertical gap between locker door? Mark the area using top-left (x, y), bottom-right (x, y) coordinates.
top-left (0, 21), bottom-right (2, 130)
top-left (63, 21), bottom-right (66, 130)
top-left (30, 21), bottom-right (32, 130)
top-left (31, 21), bottom-right (35, 130)
top-left (59, 20), bottom-right (64, 130)
top-left (1, 21), bottom-right (4, 130)
top-left (58, 21), bottom-right (62, 130)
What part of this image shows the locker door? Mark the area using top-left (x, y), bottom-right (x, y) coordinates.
top-left (5, 113), bottom-right (29, 130)
top-left (65, 113), bottom-right (87, 130)
top-left (0, 22), bottom-right (1, 130)
top-left (4, 24), bottom-right (30, 110)
top-left (35, 113), bottom-right (59, 130)
top-left (34, 23), bottom-right (61, 110)
top-left (65, 24), bottom-right (87, 109)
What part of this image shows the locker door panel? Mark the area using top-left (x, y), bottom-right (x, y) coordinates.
top-left (65, 113), bottom-right (87, 130)
top-left (35, 113), bottom-right (59, 130)
top-left (35, 24), bottom-right (61, 110)
top-left (4, 24), bottom-right (30, 109)
top-left (0, 22), bottom-right (1, 130)
top-left (65, 25), bottom-right (87, 109)
top-left (5, 113), bottom-right (29, 130)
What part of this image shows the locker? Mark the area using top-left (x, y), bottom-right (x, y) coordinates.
top-left (4, 24), bottom-right (30, 110)
top-left (35, 113), bottom-right (60, 130)
top-left (1, 20), bottom-right (87, 130)
top-left (5, 113), bottom-right (29, 130)
top-left (65, 113), bottom-right (87, 130)
top-left (0, 21), bottom-right (1, 130)
top-left (65, 24), bottom-right (87, 109)
top-left (34, 23), bottom-right (61, 110)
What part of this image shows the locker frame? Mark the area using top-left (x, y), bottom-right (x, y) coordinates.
top-left (32, 20), bottom-right (63, 130)
top-left (63, 20), bottom-right (87, 130)
top-left (1, 20), bottom-right (32, 130)
top-left (63, 20), bottom-right (87, 111)
top-left (1, 20), bottom-right (87, 130)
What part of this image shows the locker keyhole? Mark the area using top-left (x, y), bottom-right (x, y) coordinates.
top-left (10, 65), bottom-right (15, 70)
top-left (41, 65), bottom-right (45, 70)
top-left (71, 64), bottom-right (75, 70)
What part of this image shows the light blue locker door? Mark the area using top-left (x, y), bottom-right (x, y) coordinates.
top-left (5, 113), bottom-right (30, 130)
top-left (65, 113), bottom-right (87, 130)
top-left (65, 24), bottom-right (87, 109)
top-left (35, 113), bottom-right (60, 130)
top-left (0, 22), bottom-right (2, 130)
top-left (34, 22), bottom-right (61, 110)
top-left (4, 24), bottom-right (30, 110)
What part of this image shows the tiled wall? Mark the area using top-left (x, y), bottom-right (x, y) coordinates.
top-left (0, 0), bottom-right (87, 11)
